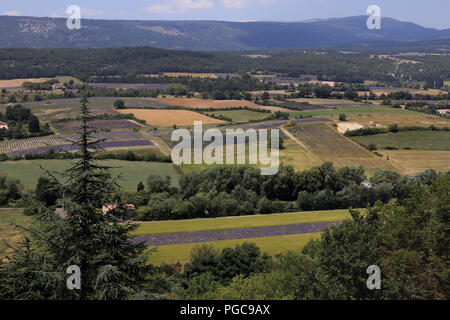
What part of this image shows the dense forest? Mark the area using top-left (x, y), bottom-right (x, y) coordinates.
top-left (1, 47), bottom-right (449, 85)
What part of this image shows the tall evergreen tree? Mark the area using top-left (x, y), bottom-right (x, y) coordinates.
top-left (0, 88), bottom-right (151, 299)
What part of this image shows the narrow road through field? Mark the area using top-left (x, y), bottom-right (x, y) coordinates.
top-left (131, 221), bottom-right (339, 246)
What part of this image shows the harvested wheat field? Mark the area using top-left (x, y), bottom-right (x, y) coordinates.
top-left (0, 77), bottom-right (50, 88)
top-left (119, 109), bottom-right (225, 127)
top-left (382, 150), bottom-right (450, 175)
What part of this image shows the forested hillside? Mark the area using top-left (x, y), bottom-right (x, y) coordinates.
top-left (1, 47), bottom-right (450, 84)
top-left (1, 15), bottom-right (450, 50)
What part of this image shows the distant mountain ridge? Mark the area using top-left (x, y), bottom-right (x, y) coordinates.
top-left (1, 15), bottom-right (449, 50)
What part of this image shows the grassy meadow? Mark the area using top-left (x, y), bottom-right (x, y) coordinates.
top-left (351, 130), bottom-right (450, 150)
top-left (0, 160), bottom-right (180, 190)
top-left (0, 209), bottom-right (31, 257)
top-left (382, 150), bottom-right (450, 175)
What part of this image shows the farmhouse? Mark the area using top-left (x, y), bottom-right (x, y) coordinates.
top-left (52, 84), bottom-right (65, 91)
top-left (102, 203), bottom-right (136, 215)
top-left (0, 121), bottom-right (8, 130)
top-left (436, 109), bottom-right (450, 115)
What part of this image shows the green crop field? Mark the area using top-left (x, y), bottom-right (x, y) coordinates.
top-left (0, 209), bottom-right (32, 256)
top-left (206, 110), bottom-right (269, 123)
top-left (133, 209), bottom-right (352, 236)
top-left (351, 130), bottom-right (450, 150)
top-left (148, 233), bottom-right (322, 264)
top-left (0, 160), bottom-right (180, 190)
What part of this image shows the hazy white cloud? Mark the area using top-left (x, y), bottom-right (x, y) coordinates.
top-left (3, 10), bottom-right (21, 16)
top-left (222, 0), bottom-right (277, 10)
top-left (145, 0), bottom-right (214, 14)
top-left (50, 7), bottom-right (103, 18)
top-left (222, 0), bottom-right (251, 10)
top-left (81, 8), bottom-right (104, 17)
top-left (260, 0), bottom-right (279, 5)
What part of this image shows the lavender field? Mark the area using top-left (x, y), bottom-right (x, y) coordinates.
top-left (0, 130), bottom-right (153, 156)
top-left (6, 140), bottom-right (153, 156)
top-left (131, 221), bottom-right (339, 246)
top-left (52, 120), bottom-right (142, 133)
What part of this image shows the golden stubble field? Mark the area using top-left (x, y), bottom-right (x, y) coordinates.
top-left (382, 150), bottom-right (450, 175)
top-left (346, 114), bottom-right (450, 128)
top-left (0, 77), bottom-right (50, 88)
top-left (118, 109), bottom-right (225, 127)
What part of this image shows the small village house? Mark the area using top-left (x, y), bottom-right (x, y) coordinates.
top-left (436, 109), bottom-right (450, 115)
top-left (52, 84), bottom-right (65, 91)
top-left (0, 121), bottom-right (8, 130)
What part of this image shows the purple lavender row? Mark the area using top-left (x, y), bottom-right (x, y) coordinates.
top-left (131, 221), bottom-right (340, 247)
top-left (64, 130), bottom-right (143, 141)
top-left (53, 120), bottom-right (142, 133)
top-left (6, 140), bottom-right (152, 156)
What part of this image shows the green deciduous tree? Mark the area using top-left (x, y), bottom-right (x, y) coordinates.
top-left (27, 115), bottom-right (40, 133)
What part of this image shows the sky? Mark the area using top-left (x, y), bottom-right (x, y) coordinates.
top-left (1, 0), bottom-right (450, 30)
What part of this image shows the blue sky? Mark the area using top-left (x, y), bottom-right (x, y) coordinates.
top-left (1, 0), bottom-right (450, 29)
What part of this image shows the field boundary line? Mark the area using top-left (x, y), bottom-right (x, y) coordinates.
top-left (280, 126), bottom-right (311, 152)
